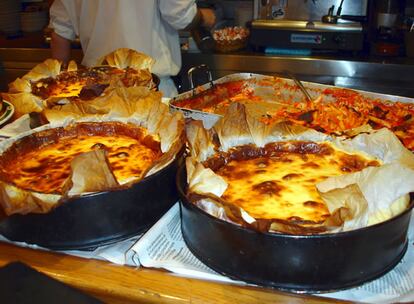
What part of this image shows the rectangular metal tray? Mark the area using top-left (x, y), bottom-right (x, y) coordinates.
top-left (170, 72), bottom-right (414, 129)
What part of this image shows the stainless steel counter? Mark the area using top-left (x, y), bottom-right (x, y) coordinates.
top-left (180, 52), bottom-right (414, 98)
top-left (1, 47), bottom-right (414, 98)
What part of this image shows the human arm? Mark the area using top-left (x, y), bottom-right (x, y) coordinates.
top-left (198, 8), bottom-right (216, 29)
top-left (158, 1), bottom-right (216, 30)
top-left (51, 31), bottom-right (71, 64)
top-left (49, 0), bottom-right (76, 63)
top-left (184, 8), bottom-right (216, 30)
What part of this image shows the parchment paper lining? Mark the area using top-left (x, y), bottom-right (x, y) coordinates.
top-left (186, 103), bottom-right (414, 233)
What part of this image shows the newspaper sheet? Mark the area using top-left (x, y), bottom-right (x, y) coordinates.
top-left (0, 234), bottom-right (140, 266)
top-left (131, 202), bottom-right (414, 304)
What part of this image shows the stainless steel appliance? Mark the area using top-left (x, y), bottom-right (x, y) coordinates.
top-left (371, 0), bottom-right (403, 56)
top-left (250, 0), bottom-right (368, 51)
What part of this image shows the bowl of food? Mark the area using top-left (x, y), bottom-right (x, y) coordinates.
top-left (212, 26), bottom-right (250, 53)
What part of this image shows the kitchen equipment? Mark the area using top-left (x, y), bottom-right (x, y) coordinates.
top-left (250, 0), bottom-right (367, 51)
top-left (321, 1), bottom-right (368, 24)
top-left (250, 20), bottom-right (364, 51)
top-left (177, 161), bottom-right (414, 293)
top-left (187, 64), bottom-right (214, 96)
top-left (375, 0), bottom-right (400, 29)
top-left (372, 0), bottom-right (403, 56)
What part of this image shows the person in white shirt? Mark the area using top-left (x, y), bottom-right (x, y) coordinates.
top-left (49, 0), bottom-right (216, 97)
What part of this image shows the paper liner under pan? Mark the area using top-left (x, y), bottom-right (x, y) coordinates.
top-left (0, 150), bottom-right (184, 251)
top-left (176, 165), bottom-right (414, 293)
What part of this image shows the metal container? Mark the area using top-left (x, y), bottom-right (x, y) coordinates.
top-left (170, 72), bottom-right (258, 129)
top-left (177, 165), bottom-right (414, 292)
top-left (0, 150), bottom-right (183, 250)
top-left (170, 71), bottom-right (414, 129)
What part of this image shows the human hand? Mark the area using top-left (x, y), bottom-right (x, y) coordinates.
top-left (199, 8), bottom-right (216, 29)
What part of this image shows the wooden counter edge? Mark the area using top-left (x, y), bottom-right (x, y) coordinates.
top-left (0, 242), bottom-right (352, 304)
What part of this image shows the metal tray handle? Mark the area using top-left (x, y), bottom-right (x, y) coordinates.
top-left (187, 64), bottom-right (214, 96)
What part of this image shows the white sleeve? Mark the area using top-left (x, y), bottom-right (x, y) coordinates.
top-left (49, 0), bottom-right (76, 41)
top-left (158, 0), bottom-right (198, 30)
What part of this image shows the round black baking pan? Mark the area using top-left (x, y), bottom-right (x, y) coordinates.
top-left (177, 165), bottom-right (414, 293)
top-left (0, 150), bottom-right (184, 251)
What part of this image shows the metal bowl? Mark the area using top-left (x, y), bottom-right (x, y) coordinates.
top-left (177, 165), bottom-right (414, 293)
top-left (0, 150), bottom-right (184, 250)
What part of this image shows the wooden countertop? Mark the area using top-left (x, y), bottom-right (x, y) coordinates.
top-left (0, 241), bottom-right (352, 304)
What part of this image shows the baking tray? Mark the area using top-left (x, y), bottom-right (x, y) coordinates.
top-left (170, 71), bottom-right (414, 129)
top-left (177, 165), bottom-right (414, 293)
top-left (0, 149), bottom-right (184, 251)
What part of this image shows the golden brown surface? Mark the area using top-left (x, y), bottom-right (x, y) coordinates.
top-left (205, 141), bottom-right (379, 228)
top-left (31, 67), bottom-right (152, 100)
top-left (2, 48), bottom-right (155, 117)
top-left (0, 122), bottom-right (161, 194)
top-left (0, 242), bottom-right (352, 304)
